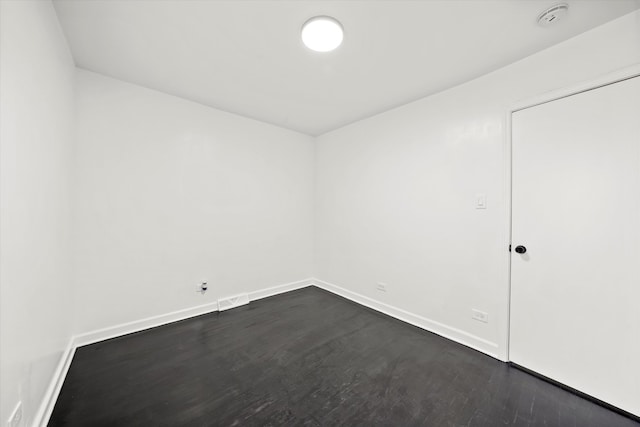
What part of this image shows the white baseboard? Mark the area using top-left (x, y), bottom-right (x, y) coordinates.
top-left (32, 338), bottom-right (76, 427)
top-left (33, 277), bottom-right (314, 427)
top-left (34, 276), bottom-right (497, 426)
top-left (73, 300), bottom-right (221, 348)
top-left (311, 278), bottom-right (501, 359)
top-left (247, 278), bottom-right (313, 301)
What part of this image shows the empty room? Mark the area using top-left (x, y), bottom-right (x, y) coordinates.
top-left (1, 0), bottom-right (639, 426)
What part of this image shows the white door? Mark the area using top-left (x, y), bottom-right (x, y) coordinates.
top-left (510, 76), bottom-right (640, 417)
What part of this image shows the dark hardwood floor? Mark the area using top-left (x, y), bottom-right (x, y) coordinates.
top-left (49, 287), bottom-right (639, 426)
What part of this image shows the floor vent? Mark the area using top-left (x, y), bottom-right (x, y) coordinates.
top-left (218, 293), bottom-right (250, 311)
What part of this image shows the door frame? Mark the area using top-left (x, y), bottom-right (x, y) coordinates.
top-left (501, 64), bottom-right (640, 362)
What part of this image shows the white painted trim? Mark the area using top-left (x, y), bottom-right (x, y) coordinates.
top-left (500, 109), bottom-right (513, 363)
top-left (32, 337), bottom-right (76, 427)
top-left (511, 64), bottom-right (640, 112)
top-left (33, 276), bottom-right (511, 426)
top-left (247, 278), bottom-right (313, 301)
top-left (73, 279), bottom-right (313, 348)
top-left (34, 276), bottom-right (498, 426)
top-left (74, 300), bottom-right (221, 347)
top-left (311, 278), bottom-right (500, 359)
top-left (33, 278), bottom-right (315, 426)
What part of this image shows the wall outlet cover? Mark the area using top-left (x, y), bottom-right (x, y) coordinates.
top-left (472, 309), bottom-right (489, 323)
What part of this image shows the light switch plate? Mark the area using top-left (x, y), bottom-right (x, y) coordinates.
top-left (475, 193), bottom-right (487, 209)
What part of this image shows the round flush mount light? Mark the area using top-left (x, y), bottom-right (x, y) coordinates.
top-left (301, 16), bottom-right (343, 52)
top-left (537, 3), bottom-right (569, 27)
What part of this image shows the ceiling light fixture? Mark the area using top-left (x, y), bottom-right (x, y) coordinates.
top-left (301, 16), bottom-right (343, 52)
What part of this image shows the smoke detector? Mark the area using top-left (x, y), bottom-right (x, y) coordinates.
top-left (537, 3), bottom-right (569, 27)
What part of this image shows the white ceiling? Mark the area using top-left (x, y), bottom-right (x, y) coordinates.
top-left (53, 0), bottom-right (640, 136)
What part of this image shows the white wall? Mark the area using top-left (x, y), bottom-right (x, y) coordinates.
top-left (0, 1), bottom-right (76, 425)
top-left (315, 11), bottom-right (640, 360)
top-left (2, 4), bottom-right (637, 423)
top-left (73, 70), bottom-right (315, 334)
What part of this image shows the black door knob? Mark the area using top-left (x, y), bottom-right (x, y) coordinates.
top-left (515, 245), bottom-right (527, 254)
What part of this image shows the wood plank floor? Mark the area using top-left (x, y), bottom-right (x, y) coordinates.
top-left (49, 287), bottom-right (639, 426)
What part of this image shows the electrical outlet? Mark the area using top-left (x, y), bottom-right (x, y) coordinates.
top-left (472, 309), bottom-right (488, 323)
top-left (8, 401), bottom-right (22, 427)
top-left (376, 282), bottom-right (387, 292)
top-left (195, 281), bottom-right (208, 293)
